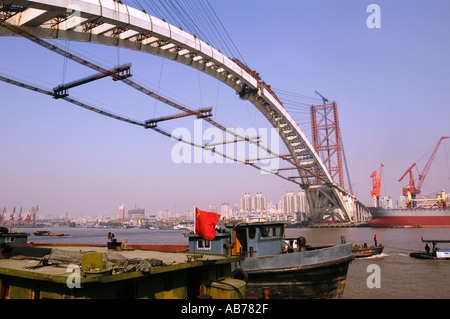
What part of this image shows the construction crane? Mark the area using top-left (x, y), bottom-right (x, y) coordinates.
top-left (314, 90), bottom-right (329, 104)
top-left (370, 163), bottom-right (384, 207)
top-left (398, 136), bottom-right (449, 205)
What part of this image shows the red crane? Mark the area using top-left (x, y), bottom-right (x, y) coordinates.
top-left (398, 136), bottom-right (449, 197)
top-left (370, 163), bottom-right (384, 207)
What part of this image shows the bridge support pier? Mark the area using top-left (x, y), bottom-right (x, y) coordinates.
top-left (305, 184), bottom-right (371, 224)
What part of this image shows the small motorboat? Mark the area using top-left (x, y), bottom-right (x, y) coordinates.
top-left (341, 236), bottom-right (383, 258)
top-left (410, 237), bottom-right (450, 260)
top-left (352, 244), bottom-right (384, 258)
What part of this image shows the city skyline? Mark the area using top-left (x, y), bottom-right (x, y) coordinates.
top-left (18, 189), bottom-right (444, 221)
top-left (1, 1), bottom-right (449, 218)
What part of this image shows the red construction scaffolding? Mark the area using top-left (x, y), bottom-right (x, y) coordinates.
top-left (310, 101), bottom-right (344, 187)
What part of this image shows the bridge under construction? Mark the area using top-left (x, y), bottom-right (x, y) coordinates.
top-left (0, 0), bottom-right (371, 224)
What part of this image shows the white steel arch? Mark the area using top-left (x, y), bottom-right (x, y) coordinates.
top-left (0, 0), bottom-right (370, 223)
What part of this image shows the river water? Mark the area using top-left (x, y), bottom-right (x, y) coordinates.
top-left (14, 226), bottom-right (450, 299)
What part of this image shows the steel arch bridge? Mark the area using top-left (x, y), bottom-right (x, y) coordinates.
top-left (0, 0), bottom-right (370, 224)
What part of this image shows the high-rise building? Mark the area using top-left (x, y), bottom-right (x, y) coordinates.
top-left (220, 203), bottom-right (233, 219)
top-left (282, 191), bottom-right (309, 215)
top-left (241, 193), bottom-right (253, 213)
top-left (254, 192), bottom-right (267, 213)
top-left (118, 204), bottom-right (125, 220)
top-left (397, 196), bottom-right (406, 209)
top-left (282, 191), bottom-right (295, 214)
top-left (128, 207), bottom-right (145, 219)
top-left (241, 193), bottom-right (267, 213)
top-left (296, 191), bottom-right (309, 213)
top-left (380, 196), bottom-right (393, 209)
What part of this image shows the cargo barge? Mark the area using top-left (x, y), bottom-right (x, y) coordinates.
top-left (0, 242), bottom-right (245, 299)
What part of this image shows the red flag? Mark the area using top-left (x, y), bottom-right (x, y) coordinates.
top-left (195, 207), bottom-right (220, 240)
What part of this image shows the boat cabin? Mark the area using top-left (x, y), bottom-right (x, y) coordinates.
top-left (0, 227), bottom-right (29, 245)
top-left (186, 221), bottom-right (285, 257)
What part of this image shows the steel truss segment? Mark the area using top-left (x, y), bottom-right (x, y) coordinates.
top-left (0, 0), bottom-right (371, 223)
top-left (52, 63), bottom-right (132, 98)
top-left (145, 107), bottom-right (213, 128)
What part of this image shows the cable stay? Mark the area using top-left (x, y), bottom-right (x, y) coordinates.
top-left (0, 21), bottom-right (326, 184)
top-left (125, 0), bottom-right (246, 63)
top-left (0, 73), bottom-right (298, 183)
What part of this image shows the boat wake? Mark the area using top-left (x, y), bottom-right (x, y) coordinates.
top-left (360, 252), bottom-right (388, 259)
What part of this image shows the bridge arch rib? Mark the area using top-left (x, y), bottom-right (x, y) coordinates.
top-left (0, 0), bottom-right (370, 223)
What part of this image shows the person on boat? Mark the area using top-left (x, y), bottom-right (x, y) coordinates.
top-left (425, 244), bottom-right (431, 255)
top-left (374, 235), bottom-right (378, 246)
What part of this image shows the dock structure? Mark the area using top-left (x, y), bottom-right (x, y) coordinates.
top-left (308, 222), bottom-right (369, 228)
top-left (0, 244), bottom-right (245, 299)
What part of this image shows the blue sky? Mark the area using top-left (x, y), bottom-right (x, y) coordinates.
top-left (1, 1), bottom-right (449, 217)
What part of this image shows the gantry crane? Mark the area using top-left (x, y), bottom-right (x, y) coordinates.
top-left (398, 136), bottom-right (449, 205)
top-left (370, 163), bottom-right (384, 207)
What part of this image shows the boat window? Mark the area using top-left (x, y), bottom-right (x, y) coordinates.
top-left (197, 239), bottom-right (211, 251)
top-left (248, 227), bottom-right (256, 239)
top-left (272, 226), bottom-right (281, 237)
top-left (5, 237), bottom-right (14, 243)
top-left (260, 226), bottom-right (282, 238)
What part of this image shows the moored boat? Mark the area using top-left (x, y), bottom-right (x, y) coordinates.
top-left (185, 221), bottom-right (354, 299)
top-left (0, 227), bottom-right (29, 245)
top-left (0, 242), bottom-right (245, 299)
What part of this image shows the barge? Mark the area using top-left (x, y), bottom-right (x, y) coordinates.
top-left (33, 230), bottom-right (67, 237)
top-left (0, 242), bottom-right (245, 299)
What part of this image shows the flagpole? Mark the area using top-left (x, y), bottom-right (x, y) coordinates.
top-left (193, 206), bottom-right (197, 261)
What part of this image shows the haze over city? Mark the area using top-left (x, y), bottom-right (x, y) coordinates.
top-left (1, 1), bottom-right (449, 218)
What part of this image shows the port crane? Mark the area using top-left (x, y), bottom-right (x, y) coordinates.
top-left (398, 136), bottom-right (449, 204)
top-left (0, 208), bottom-right (5, 225)
top-left (370, 163), bottom-right (384, 207)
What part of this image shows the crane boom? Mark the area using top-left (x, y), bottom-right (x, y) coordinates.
top-left (314, 90), bottom-right (329, 104)
top-left (417, 136), bottom-right (449, 191)
top-left (398, 136), bottom-right (449, 196)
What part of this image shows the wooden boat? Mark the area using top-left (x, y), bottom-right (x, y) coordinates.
top-left (340, 236), bottom-right (383, 258)
top-left (33, 230), bottom-right (66, 237)
top-left (410, 237), bottom-right (450, 260)
top-left (351, 244), bottom-right (384, 258)
top-left (186, 221), bottom-right (354, 299)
